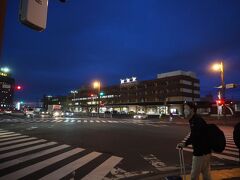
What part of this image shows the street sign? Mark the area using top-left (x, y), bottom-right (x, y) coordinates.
top-left (19, 0), bottom-right (48, 31)
top-left (215, 83), bottom-right (238, 89)
top-left (226, 83), bottom-right (237, 89)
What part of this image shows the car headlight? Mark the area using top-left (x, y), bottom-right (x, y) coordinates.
top-left (54, 112), bottom-right (60, 116)
top-left (133, 115), bottom-right (137, 118)
top-left (66, 112), bottom-right (69, 115)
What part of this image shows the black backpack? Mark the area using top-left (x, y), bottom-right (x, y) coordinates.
top-left (207, 124), bottom-right (226, 153)
top-left (233, 122), bottom-right (240, 149)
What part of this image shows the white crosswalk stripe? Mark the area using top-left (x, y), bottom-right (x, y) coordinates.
top-left (39, 152), bottom-right (102, 180)
top-left (0, 137), bottom-right (37, 146)
top-left (82, 156), bottom-right (123, 180)
top-left (0, 133), bottom-right (22, 139)
top-left (0, 130), bottom-right (122, 179)
top-left (0, 139), bottom-right (47, 152)
top-left (180, 134), bottom-right (240, 162)
top-left (0, 144), bottom-right (70, 170)
top-left (0, 141), bottom-right (58, 159)
top-left (0, 135), bottom-right (29, 142)
top-left (0, 117), bottom-right (168, 127)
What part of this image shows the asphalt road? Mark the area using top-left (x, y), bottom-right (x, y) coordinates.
top-left (0, 115), bottom-right (238, 179)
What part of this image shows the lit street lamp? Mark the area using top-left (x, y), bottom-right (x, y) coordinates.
top-left (212, 61), bottom-right (225, 99)
top-left (93, 81), bottom-right (101, 117)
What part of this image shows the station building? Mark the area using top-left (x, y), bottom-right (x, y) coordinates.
top-left (68, 70), bottom-right (200, 116)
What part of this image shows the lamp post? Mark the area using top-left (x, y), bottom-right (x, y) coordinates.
top-left (212, 61), bottom-right (225, 117)
top-left (93, 81), bottom-right (101, 117)
top-left (70, 90), bottom-right (78, 112)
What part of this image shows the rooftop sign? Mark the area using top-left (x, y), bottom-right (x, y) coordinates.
top-left (120, 77), bottom-right (137, 84)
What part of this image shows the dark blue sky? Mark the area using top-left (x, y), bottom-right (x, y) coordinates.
top-left (2, 0), bottom-right (240, 101)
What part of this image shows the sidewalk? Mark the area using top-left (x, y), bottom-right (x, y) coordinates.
top-left (159, 116), bottom-right (239, 127)
top-left (183, 167), bottom-right (240, 180)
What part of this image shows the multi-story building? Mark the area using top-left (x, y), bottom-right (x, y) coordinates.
top-left (0, 69), bottom-right (15, 109)
top-left (68, 70), bottom-right (200, 115)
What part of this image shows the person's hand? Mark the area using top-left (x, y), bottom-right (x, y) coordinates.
top-left (177, 143), bottom-right (185, 149)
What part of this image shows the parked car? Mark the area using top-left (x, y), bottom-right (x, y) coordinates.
top-left (133, 114), bottom-right (148, 119)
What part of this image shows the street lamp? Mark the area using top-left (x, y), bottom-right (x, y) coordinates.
top-left (70, 90), bottom-right (78, 112)
top-left (212, 62), bottom-right (225, 98)
top-left (212, 61), bottom-right (225, 116)
top-left (92, 81), bottom-right (101, 117)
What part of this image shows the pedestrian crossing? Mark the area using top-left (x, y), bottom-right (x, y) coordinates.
top-left (0, 129), bottom-right (123, 180)
top-left (0, 118), bottom-right (168, 128)
top-left (180, 133), bottom-right (240, 163)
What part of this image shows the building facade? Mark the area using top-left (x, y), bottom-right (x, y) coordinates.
top-left (68, 70), bottom-right (200, 115)
top-left (0, 70), bottom-right (15, 109)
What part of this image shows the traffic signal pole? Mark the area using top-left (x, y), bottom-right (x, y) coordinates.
top-left (220, 61), bottom-right (226, 118)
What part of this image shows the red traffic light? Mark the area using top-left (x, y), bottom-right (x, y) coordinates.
top-left (16, 85), bottom-right (22, 90)
top-left (216, 99), bottom-right (224, 106)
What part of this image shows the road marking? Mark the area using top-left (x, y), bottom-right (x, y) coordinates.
top-left (226, 144), bottom-right (237, 148)
top-left (0, 148), bottom-right (85, 180)
top-left (0, 142), bottom-right (57, 159)
top-left (96, 120), bottom-right (100, 123)
top-left (0, 134), bottom-right (21, 139)
top-left (77, 120), bottom-right (81, 123)
top-left (0, 131), bottom-right (8, 133)
top-left (0, 144), bottom-right (70, 170)
top-left (0, 139), bottom-right (47, 152)
top-left (0, 137), bottom-right (37, 146)
top-left (90, 120), bottom-right (94, 123)
top-left (222, 150), bottom-right (239, 156)
top-left (142, 154), bottom-right (178, 172)
top-left (40, 152), bottom-right (101, 180)
top-left (84, 120), bottom-right (87, 123)
top-left (0, 132), bottom-right (15, 136)
top-left (225, 147), bottom-right (239, 152)
top-left (82, 156), bottom-right (123, 180)
top-left (71, 120), bottom-right (75, 122)
top-left (101, 120), bottom-right (106, 123)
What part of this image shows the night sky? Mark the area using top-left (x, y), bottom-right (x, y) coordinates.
top-left (2, 0), bottom-right (240, 102)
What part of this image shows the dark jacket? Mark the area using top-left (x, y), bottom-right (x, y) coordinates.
top-left (185, 114), bottom-right (211, 156)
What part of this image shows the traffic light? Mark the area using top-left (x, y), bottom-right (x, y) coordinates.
top-left (99, 92), bottom-right (104, 97)
top-left (16, 85), bottom-right (22, 90)
top-left (216, 99), bottom-right (225, 106)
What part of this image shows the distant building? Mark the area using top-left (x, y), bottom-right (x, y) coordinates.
top-left (0, 70), bottom-right (15, 109)
top-left (42, 95), bottom-right (68, 111)
top-left (67, 70), bottom-right (200, 115)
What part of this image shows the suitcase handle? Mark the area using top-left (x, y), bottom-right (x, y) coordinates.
top-left (178, 148), bottom-right (186, 180)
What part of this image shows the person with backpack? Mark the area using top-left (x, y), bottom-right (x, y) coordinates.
top-left (177, 102), bottom-right (212, 180)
